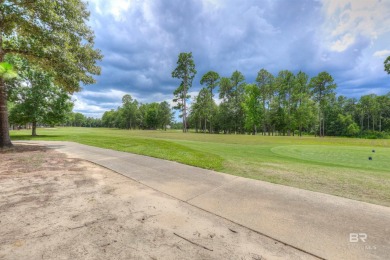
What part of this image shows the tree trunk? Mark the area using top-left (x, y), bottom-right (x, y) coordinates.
top-left (184, 108), bottom-right (187, 132)
top-left (183, 102), bottom-right (187, 133)
top-left (182, 114), bottom-right (185, 132)
top-left (262, 100), bottom-right (266, 135)
top-left (209, 92), bottom-right (213, 134)
top-left (32, 121), bottom-right (37, 136)
top-left (0, 80), bottom-right (12, 148)
top-left (0, 33), bottom-right (13, 148)
top-left (318, 109), bottom-right (322, 137)
top-left (183, 77), bottom-right (188, 133)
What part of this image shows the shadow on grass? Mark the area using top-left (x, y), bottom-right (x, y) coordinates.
top-left (11, 135), bottom-right (64, 140)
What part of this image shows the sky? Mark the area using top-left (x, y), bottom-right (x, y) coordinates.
top-left (73, 0), bottom-right (390, 118)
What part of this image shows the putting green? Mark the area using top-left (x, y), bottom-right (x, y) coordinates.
top-left (271, 145), bottom-right (390, 172)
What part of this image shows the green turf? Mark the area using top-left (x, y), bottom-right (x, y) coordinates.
top-left (271, 145), bottom-right (390, 171)
top-left (10, 127), bottom-right (390, 207)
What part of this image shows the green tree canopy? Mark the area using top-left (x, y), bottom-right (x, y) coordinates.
top-left (309, 71), bottom-right (337, 137)
top-left (8, 57), bottom-right (73, 136)
top-left (256, 68), bottom-right (274, 135)
top-left (158, 101), bottom-right (173, 130)
top-left (242, 83), bottom-right (262, 134)
top-left (0, 62), bottom-right (17, 80)
top-left (172, 52), bottom-right (196, 132)
top-left (0, 0), bottom-right (102, 148)
top-left (200, 71), bottom-right (220, 97)
top-left (384, 56), bottom-right (390, 75)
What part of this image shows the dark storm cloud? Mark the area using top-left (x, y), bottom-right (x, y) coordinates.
top-left (74, 0), bottom-right (390, 117)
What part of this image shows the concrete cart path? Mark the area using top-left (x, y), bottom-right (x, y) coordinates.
top-left (18, 141), bottom-right (390, 259)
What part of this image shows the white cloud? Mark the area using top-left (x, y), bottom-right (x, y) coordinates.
top-left (89, 0), bottom-right (133, 21)
top-left (78, 89), bottom-right (128, 100)
top-left (322, 0), bottom-right (390, 52)
top-left (72, 89), bottom-right (127, 117)
top-left (202, 0), bottom-right (221, 7)
top-left (72, 95), bottom-right (108, 113)
top-left (330, 33), bottom-right (355, 52)
top-left (373, 49), bottom-right (390, 58)
top-left (136, 92), bottom-right (173, 105)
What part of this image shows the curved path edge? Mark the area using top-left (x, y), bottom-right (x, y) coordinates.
top-left (17, 141), bottom-right (390, 259)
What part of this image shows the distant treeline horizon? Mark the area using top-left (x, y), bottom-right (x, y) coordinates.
top-left (65, 66), bottom-right (390, 139)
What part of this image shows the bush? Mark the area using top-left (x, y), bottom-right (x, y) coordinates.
top-left (360, 130), bottom-right (389, 139)
top-left (346, 123), bottom-right (360, 136)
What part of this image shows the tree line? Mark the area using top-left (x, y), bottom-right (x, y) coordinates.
top-left (172, 52), bottom-right (390, 137)
top-left (99, 95), bottom-right (173, 130)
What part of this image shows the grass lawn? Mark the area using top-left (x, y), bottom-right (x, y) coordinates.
top-left (10, 127), bottom-right (390, 207)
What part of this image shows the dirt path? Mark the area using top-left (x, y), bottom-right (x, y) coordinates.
top-left (0, 145), bottom-right (313, 260)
